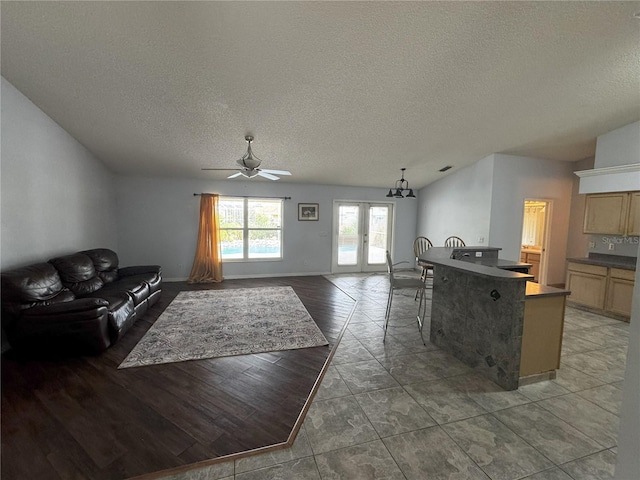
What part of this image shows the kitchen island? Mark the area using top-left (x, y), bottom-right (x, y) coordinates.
top-left (419, 247), bottom-right (570, 390)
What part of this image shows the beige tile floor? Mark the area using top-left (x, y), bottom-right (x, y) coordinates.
top-left (160, 272), bottom-right (628, 480)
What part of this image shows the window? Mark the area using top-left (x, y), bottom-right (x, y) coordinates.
top-left (219, 197), bottom-right (283, 260)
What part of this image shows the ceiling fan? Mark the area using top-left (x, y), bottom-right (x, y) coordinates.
top-left (202, 135), bottom-right (292, 181)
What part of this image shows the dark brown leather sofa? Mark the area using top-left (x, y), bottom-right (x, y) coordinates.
top-left (1, 248), bottom-right (161, 354)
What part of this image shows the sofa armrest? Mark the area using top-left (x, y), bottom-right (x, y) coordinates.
top-left (12, 298), bottom-right (112, 353)
top-left (119, 265), bottom-right (162, 277)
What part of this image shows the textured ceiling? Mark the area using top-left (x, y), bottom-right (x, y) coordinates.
top-left (2, 1), bottom-right (639, 189)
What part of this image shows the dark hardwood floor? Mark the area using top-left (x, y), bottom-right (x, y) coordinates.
top-left (1, 276), bottom-right (355, 480)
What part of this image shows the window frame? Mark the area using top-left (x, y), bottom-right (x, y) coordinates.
top-left (219, 196), bottom-right (284, 262)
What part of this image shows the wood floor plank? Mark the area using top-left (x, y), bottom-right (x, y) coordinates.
top-left (2, 276), bottom-right (354, 479)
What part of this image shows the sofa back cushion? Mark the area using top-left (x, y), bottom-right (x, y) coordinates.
top-left (49, 253), bottom-right (104, 296)
top-left (81, 248), bottom-right (119, 284)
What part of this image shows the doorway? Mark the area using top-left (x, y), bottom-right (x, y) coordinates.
top-left (331, 202), bottom-right (394, 273)
top-left (520, 199), bottom-right (551, 284)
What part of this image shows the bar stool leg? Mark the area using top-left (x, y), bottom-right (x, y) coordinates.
top-left (383, 286), bottom-right (394, 342)
top-left (416, 286), bottom-right (427, 345)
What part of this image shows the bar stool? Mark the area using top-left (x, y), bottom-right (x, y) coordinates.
top-left (444, 236), bottom-right (466, 247)
top-left (413, 236), bottom-right (433, 300)
top-left (384, 251), bottom-right (427, 345)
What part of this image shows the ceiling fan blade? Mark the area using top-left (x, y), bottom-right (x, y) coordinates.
top-left (257, 171), bottom-right (280, 181)
top-left (202, 168), bottom-right (240, 171)
top-left (227, 172), bottom-right (243, 179)
top-left (260, 169), bottom-right (291, 176)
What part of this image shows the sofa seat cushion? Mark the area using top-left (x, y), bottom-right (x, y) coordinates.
top-left (121, 272), bottom-right (161, 294)
top-left (87, 291), bottom-right (135, 340)
top-left (98, 278), bottom-right (150, 306)
top-left (30, 288), bottom-right (75, 308)
top-left (49, 253), bottom-right (104, 296)
top-left (144, 273), bottom-right (162, 295)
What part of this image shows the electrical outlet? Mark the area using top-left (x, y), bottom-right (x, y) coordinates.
top-left (588, 241), bottom-right (596, 248)
top-left (608, 243), bottom-right (615, 251)
top-left (477, 236), bottom-right (485, 243)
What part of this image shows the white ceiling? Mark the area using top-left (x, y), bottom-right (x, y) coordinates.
top-left (2, 2), bottom-right (639, 189)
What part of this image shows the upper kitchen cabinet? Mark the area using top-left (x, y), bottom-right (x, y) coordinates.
top-left (628, 191), bottom-right (640, 236)
top-left (583, 191), bottom-right (639, 235)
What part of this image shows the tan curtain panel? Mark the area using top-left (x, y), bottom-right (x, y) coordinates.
top-left (188, 194), bottom-right (223, 283)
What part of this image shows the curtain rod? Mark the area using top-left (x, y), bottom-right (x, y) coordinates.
top-left (193, 193), bottom-right (291, 200)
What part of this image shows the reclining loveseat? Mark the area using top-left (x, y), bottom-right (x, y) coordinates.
top-left (1, 248), bottom-right (161, 354)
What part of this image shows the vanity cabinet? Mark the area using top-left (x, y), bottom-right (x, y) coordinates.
top-left (520, 251), bottom-right (541, 283)
top-left (566, 261), bottom-right (635, 321)
top-left (583, 191), bottom-right (639, 235)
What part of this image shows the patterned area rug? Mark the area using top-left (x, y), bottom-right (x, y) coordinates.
top-left (119, 286), bottom-right (328, 368)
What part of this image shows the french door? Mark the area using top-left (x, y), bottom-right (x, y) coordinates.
top-left (331, 202), bottom-right (393, 273)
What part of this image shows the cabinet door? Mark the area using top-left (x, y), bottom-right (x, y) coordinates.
top-left (627, 191), bottom-right (640, 236)
top-left (583, 193), bottom-right (629, 234)
top-left (606, 277), bottom-right (634, 319)
top-left (566, 269), bottom-right (607, 309)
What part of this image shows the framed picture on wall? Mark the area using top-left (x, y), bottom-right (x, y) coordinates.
top-left (298, 203), bottom-right (319, 221)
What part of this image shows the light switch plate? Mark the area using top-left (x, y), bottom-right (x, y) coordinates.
top-left (588, 241), bottom-right (596, 248)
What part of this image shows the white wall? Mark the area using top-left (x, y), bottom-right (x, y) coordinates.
top-left (115, 175), bottom-right (418, 280)
top-left (1, 77), bottom-right (117, 269)
top-left (615, 252), bottom-right (640, 479)
top-left (566, 157), bottom-right (594, 259)
top-left (489, 154), bottom-right (574, 285)
top-left (599, 115), bottom-right (640, 480)
top-left (416, 155), bottom-right (494, 247)
top-left (594, 121), bottom-right (640, 169)
top-left (418, 153), bottom-right (574, 286)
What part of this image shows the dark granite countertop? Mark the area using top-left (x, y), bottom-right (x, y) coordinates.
top-left (459, 257), bottom-right (533, 270)
top-left (525, 282), bottom-right (570, 298)
top-left (566, 253), bottom-right (637, 271)
top-left (419, 247), bottom-right (533, 281)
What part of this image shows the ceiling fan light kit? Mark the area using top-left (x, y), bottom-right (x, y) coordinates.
top-left (386, 168), bottom-right (415, 199)
top-left (202, 135), bottom-right (292, 181)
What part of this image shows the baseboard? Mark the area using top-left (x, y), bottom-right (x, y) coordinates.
top-left (164, 272), bottom-right (333, 282)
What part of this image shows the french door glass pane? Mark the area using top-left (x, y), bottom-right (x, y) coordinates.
top-left (368, 206), bottom-right (388, 265)
top-left (338, 205), bottom-right (359, 265)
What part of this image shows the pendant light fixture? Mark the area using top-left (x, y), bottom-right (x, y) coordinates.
top-left (386, 168), bottom-right (415, 198)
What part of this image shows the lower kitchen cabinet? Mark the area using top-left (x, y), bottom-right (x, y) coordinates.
top-left (566, 263), bottom-right (607, 310)
top-left (566, 261), bottom-right (635, 321)
top-left (606, 268), bottom-right (635, 318)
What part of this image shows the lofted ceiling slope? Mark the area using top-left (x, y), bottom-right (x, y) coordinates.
top-left (1, 1), bottom-right (639, 189)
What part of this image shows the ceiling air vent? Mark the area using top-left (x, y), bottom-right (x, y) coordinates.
top-left (439, 165), bottom-right (452, 172)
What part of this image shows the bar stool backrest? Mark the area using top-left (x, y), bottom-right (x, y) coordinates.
top-left (444, 236), bottom-right (466, 247)
top-left (413, 236), bottom-right (433, 260)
